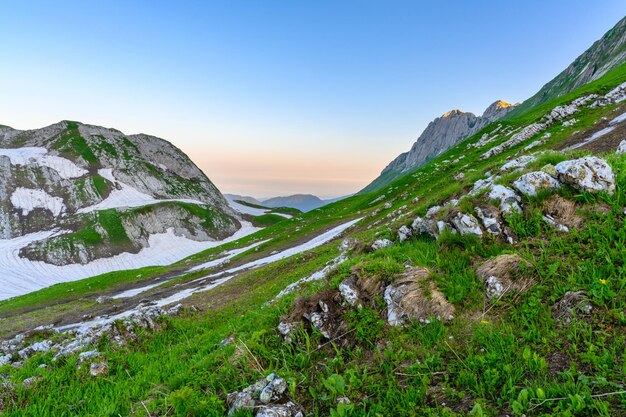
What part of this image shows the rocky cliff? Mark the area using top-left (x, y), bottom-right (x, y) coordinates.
top-left (362, 100), bottom-right (516, 192)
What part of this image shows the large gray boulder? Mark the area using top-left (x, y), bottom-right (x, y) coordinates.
top-left (513, 172), bottom-right (560, 196)
top-left (555, 157), bottom-right (616, 194)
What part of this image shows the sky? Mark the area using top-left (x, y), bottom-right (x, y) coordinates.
top-left (0, 1), bottom-right (624, 198)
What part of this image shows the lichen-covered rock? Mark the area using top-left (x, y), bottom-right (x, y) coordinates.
top-left (338, 277), bottom-right (360, 307)
top-left (397, 225), bottom-right (412, 242)
top-left (555, 157), bottom-right (616, 194)
top-left (371, 239), bottom-right (392, 250)
top-left (257, 402), bottom-right (304, 417)
top-left (227, 374), bottom-right (303, 417)
top-left (501, 155), bottom-right (536, 171)
top-left (89, 361), bottom-right (109, 377)
top-left (384, 267), bottom-right (454, 326)
top-left (617, 140), bottom-right (626, 155)
top-left (474, 207), bottom-right (502, 235)
top-left (488, 185), bottom-right (522, 214)
top-left (450, 213), bottom-right (483, 236)
top-left (513, 171), bottom-right (560, 196)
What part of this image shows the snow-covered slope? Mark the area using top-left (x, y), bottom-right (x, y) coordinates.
top-left (0, 121), bottom-right (245, 298)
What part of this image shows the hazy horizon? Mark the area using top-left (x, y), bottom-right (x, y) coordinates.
top-left (1, 1), bottom-right (624, 197)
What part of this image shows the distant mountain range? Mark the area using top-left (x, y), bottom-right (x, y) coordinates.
top-left (225, 193), bottom-right (346, 212)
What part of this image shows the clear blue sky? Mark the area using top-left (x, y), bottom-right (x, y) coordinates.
top-left (1, 1), bottom-right (624, 198)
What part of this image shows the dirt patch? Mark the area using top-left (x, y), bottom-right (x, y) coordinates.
top-left (558, 105), bottom-right (626, 154)
top-left (542, 196), bottom-right (583, 230)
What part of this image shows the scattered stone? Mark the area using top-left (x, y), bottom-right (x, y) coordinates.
top-left (542, 196), bottom-right (582, 230)
top-left (383, 202), bottom-right (392, 209)
top-left (617, 140), bottom-right (626, 155)
top-left (513, 171), bottom-right (560, 196)
top-left (555, 157), bottom-right (616, 194)
top-left (78, 350), bottom-right (102, 364)
top-left (338, 277), bottom-right (360, 307)
top-left (554, 291), bottom-right (593, 323)
top-left (397, 225), bottom-right (413, 242)
top-left (227, 374), bottom-right (303, 417)
top-left (384, 267), bottom-right (454, 326)
top-left (277, 321), bottom-right (298, 343)
top-left (474, 207), bottom-right (502, 235)
top-left (488, 185), bottom-right (522, 214)
top-left (0, 354), bottom-right (12, 366)
top-left (449, 213), bottom-right (483, 236)
top-left (371, 239), bottom-right (392, 250)
top-left (17, 340), bottom-right (53, 359)
top-left (89, 362), bottom-right (109, 377)
top-left (542, 215), bottom-right (569, 233)
top-left (501, 155), bottom-right (536, 171)
top-left (22, 375), bottom-right (42, 389)
top-left (95, 296), bottom-right (111, 304)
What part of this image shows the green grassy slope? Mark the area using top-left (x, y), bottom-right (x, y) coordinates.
top-left (1, 60), bottom-right (626, 417)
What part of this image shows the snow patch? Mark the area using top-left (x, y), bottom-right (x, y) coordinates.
top-left (0, 221), bottom-right (261, 300)
top-left (0, 147), bottom-right (88, 179)
top-left (10, 188), bottom-right (66, 217)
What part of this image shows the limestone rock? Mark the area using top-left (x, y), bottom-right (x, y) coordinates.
top-left (371, 239), bottom-right (392, 250)
top-left (513, 172), bottom-right (560, 196)
top-left (555, 157), bottom-right (615, 194)
top-left (501, 155), bottom-right (536, 171)
top-left (89, 361), bottom-right (109, 377)
top-left (450, 213), bottom-right (483, 236)
top-left (488, 185), bottom-right (522, 214)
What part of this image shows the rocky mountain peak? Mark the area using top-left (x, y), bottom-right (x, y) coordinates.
top-left (441, 109), bottom-right (472, 118)
top-left (482, 100), bottom-right (517, 121)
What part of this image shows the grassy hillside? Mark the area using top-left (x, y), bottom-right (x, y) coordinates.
top-left (1, 59), bottom-right (626, 417)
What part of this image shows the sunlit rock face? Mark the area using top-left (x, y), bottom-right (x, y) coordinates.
top-left (368, 100), bottom-right (517, 192)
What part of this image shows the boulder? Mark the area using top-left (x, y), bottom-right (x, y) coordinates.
top-left (227, 374), bottom-right (303, 417)
top-left (513, 172), bottom-right (560, 196)
top-left (338, 277), bottom-right (360, 307)
top-left (474, 207), bottom-right (502, 235)
top-left (501, 155), bottom-right (536, 171)
top-left (450, 213), bottom-right (483, 236)
top-left (397, 225), bottom-right (413, 242)
top-left (555, 157), bottom-right (615, 194)
top-left (617, 140), bottom-right (626, 155)
top-left (384, 267), bottom-right (454, 326)
top-left (488, 185), bottom-right (522, 214)
top-left (371, 239), bottom-right (392, 250)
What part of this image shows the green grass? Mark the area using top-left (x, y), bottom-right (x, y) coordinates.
top-left (3, 56), bottom-right (626, 416)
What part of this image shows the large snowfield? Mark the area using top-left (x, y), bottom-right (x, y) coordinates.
top-left (0, 222), bottom-right (261, 300)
